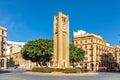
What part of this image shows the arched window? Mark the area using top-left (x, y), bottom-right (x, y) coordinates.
top-left (85, 40), bottom-right (87, 43)
top-left (91, 39), bottom-right (93, 42)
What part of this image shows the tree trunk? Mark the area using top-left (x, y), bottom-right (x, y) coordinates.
top-left (37, 62), bottom-right (43, 67)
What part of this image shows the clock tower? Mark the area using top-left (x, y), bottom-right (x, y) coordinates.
top-left (53, 12), bottom-right (69, 68)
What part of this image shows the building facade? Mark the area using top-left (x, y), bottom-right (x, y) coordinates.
top-left (10, 52), bottom-right (37, 70)
top-left (6, 41), bottom-right (25, 60)
top-left (53, 12), bottom-right (70, 68)
top-left (7, 41), bottom-right (37, 69)
top-left (0, 26), bottom-right (7, 69)
top-left (73, 30), bottom-right (120, 71)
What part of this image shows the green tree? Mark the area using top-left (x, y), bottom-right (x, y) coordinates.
top-left (21, 39), bottom-right (53, 66)
top-left (70, 44), bottom-right (85, 65)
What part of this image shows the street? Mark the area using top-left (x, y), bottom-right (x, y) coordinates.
top-left (0, 70), bottom-right (120, 80)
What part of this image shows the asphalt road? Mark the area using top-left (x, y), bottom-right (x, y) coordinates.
top-left (0, 70), bottom-right (120, 80)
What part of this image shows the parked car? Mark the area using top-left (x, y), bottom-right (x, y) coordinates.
top-left (98, 66), bottom-right (107, 72)
top-left (75, 65), bottom-right (82, 68)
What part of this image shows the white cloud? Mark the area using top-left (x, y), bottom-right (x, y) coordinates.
top-left (106, 43), bottom-right (110, 46)
top-left (7, 41), bottom-right (25, 47)
top-left (73, 30), bottom-right (86, 36)
top-left (73, 30), bottom-right (103, 39)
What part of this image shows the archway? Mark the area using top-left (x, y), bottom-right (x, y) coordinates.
top-left (85, 63), bottom-right (87, 69)
top-left (1, 59), bottom-right (4, 67)
top-left (91, 63), bottom-right (94, 71)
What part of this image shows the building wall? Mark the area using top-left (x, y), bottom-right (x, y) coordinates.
top-left (0, 26), bottom-right (7, 69)
top-left (7, 41), bottom-right (39, 69)
top-left (6, 41), bottom-right (25, 60)
top-left (73, 30), bottom-right (120, 71)
top-left (10, 52), bottom-right (37, 69)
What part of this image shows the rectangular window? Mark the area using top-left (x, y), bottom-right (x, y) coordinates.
top-left (2, 37), bottom-right (4, 42)
top-left (84, 57), bottom-right (88, 60)
top-left (56, 17), bottom-right (58, 22)
top-left (2, 30), bottom-right (4, 35)
top-left (81, 41), bottom-right (82, 43)
top-left (76, 41), bottom-right (78, 44)
top-left (62, 17), bottom-right (66, 23)
top-left (91, 39), bottom-right (93, 42)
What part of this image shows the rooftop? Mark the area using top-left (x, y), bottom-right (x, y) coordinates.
top-left (73, 30), bottom-right (102, 39)
top-left (0, 26), bottom-right (7, 30)
top-left (7, 41), bottom-right (25, 47)
top-left (73, 30), bottom-right (111, 47)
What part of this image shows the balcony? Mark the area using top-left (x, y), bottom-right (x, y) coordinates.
top-left (0, 53), bottom-right (5, 57)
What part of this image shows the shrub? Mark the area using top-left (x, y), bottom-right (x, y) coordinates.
top-left (54, 68), bottom-right (64, 72)
top-left (32, 67), bottom-right (38, 72)
top-left (63, 68), bottom-right (81, 73)
top-left (32, 67), bottom-right (86, 73)
top-left (32, 67), bottom-right (54, 73)
top-left (80, 68), bottom-right (85, 73)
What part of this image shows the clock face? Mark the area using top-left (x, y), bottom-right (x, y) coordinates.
top-left (63, 24), bottom-right (66, 30)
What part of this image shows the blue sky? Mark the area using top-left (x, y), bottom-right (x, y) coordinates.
top-left (0, 0), bottom-right (120, 46)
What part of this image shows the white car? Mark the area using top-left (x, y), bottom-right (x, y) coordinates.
top-left (75, 65), bottom-right (82, 68)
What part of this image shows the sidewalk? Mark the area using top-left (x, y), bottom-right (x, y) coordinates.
top-left (24, 71), bottom-right (99, 76)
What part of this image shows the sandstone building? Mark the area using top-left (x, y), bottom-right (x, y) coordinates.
top-left (53, 12), bottom-right (70, 68)
top-left (73, 30), bottom-right (120, 71)
top-left (0, 26), bottom-right (7, 69)
top-left (7, 41), bottom-right (37, 69)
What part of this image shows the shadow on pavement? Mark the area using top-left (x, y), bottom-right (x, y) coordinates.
top-left (0, 70), bottom-right (12, 74)
top-left (98, 70), bottom-right (120, 74)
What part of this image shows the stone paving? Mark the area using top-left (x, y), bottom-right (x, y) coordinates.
top-left (0, 70), bottom-right (120, 80)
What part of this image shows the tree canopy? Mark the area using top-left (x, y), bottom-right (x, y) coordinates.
top-left (70, 44), bottom-right (85, 63)
top-left (21, 39), bottom-right (53, 66)
top-left (21, 39), bottom-right (85, 66)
